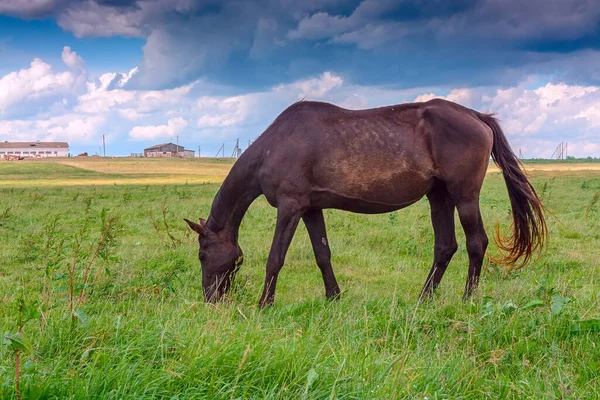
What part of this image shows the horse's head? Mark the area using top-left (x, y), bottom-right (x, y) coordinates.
top-left (184, 218), bottom-right (243, 303)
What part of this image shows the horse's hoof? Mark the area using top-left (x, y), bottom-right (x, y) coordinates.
top-left (259, 298), bottom-right (274, 309)
top-left (418, 290), bottom-right (434, 302)
top-left (326, 287), bottom-right (341, 300)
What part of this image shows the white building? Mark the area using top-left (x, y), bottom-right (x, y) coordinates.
top-left (0, 141), bottom-right (70, 158)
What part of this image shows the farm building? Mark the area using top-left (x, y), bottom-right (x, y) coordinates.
top-left (0, 141), bottom-right (69, 158)
top-left (144, 143), bottom-right (195, 158)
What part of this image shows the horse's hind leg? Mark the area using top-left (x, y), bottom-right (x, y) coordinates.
top-left (420, 183), bottom-right (457, 299)
top-left (303, 209), bottom-right (341, 299)
top-left (456, 197), bottom-right (488, 298)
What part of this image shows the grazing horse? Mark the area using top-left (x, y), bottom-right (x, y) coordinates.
top-left (185, 98), bottom-right (547, 307)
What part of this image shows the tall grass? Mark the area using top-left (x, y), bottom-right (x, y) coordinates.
top-left (1, 163), bottom-right (599, 398)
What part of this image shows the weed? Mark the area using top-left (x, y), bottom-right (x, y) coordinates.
top-left (3, 293), bottom-right (39, 400)
top-left (0, 205), bottom-right (11, 225)
top-left (149, 200), bottom-right (183, 248)
top-left (585, 191), bottom-right (600, 218)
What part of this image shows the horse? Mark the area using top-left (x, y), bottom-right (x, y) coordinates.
top-left (185, 98), bottom-right (547, 307)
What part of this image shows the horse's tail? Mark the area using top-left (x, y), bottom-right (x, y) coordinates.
top-left (478, 113), bottom-right (547, 270)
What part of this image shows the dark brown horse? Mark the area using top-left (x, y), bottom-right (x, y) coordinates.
top-left (185, 98), bottom-right (547, 307)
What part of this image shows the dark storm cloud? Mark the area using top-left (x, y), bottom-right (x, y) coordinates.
top-left (379, 0), bottom-right (478, 21)
top-left (93, 0), bottom-right (140, 8)
top-left (1, 0), bottom-right (599, 90)
top-left (0, 0), bottom-right (70, 18)
top-left (0, 0), bottom-right (139, 19)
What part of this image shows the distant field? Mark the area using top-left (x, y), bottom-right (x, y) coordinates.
top-left (0, 157), bottom-right (235, 187)
top-left (1, 156), bottom-right (599, 187)
top-left (1, 157), bottom-right (600, 398)
top-left (489, 163), bottom-right (600, 173)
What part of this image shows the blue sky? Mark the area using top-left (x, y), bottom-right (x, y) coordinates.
top-left (1, 0), bottom-right (600, 157)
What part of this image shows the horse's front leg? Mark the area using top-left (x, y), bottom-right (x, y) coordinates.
top-left (259, 198), bottom-right (303, 308)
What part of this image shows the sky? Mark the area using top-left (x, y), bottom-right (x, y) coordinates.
top-left (0, 0), bottom-right (599, 158)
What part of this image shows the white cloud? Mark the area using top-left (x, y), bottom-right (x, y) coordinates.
top-left (414, 93), bottom-right (437, 102)
top-left (129, 117), bottom-right (189, 141)
top-left (577, 106), bottom-right (600, 129)
top-left (483, 82), bottom-right (600, 140)
top-left (276, 71), bottom-right (343, 99)
top-left (415, 88), bottom-right (476, 107)
top-left (94, 67), bottom-right (138, 92)
top-left (0, 58), bottom-right (73, 112)
top-left (0, 114), bottom-right (105, 143)
top-left (77, 79), bottom-right (191, 114)
top-left (0, 46), bottom-right (88, 115)
top-left (61, 46), bottom-right (85, 70)
top-left (76, 87), bottom-right (135, 114)
top-left (118, 108), bottom-right (144, 121)
top-left (196, 96), bottom-right (250, 128)
top-left (39, 114), bottom-right (105, 142)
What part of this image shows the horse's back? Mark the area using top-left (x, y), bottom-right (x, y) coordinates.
top-left (256, 99), bottom-right (494, 210)
top-left (257, 101), bottom-right (434, 210)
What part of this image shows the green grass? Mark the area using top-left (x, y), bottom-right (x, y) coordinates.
top-left (1, 161), bottom-right (600, 399)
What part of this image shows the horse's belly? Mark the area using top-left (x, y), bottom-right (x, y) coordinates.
top-left (311, 190), bottom-right (426, 214)
top-left (310, 169), bottom-right (433, 214)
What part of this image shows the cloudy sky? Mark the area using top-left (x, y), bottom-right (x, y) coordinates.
top-left (1, 0), bottom-right (599, 157)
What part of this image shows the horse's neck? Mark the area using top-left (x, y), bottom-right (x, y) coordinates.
top-left (207, 154), bottom-right (262, 242)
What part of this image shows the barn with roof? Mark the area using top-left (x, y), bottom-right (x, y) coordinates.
top-left (144, 142), bottom-right (195, 158)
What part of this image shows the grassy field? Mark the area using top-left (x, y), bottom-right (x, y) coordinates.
top-left (0, 158), bottom-right (234, 187)
top-left (1, 158), bottom-right (600, 399)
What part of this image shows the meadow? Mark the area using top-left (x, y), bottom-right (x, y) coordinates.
top-left (1, 157), bottom-right (599, 399)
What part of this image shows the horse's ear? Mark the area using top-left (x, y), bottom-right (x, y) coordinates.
top-left (184, 218), bottom-right (207, 235)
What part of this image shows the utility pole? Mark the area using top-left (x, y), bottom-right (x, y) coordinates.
top-left (215, 143), bottom-right (225, 158)
top-left (231, 138), bottom-right (241, 158)
top-left (176, 135), bottom-right (179, 158)
top-left (102, 134), bottom-right (106, 157)
top-left (551, 142), bottom-right (567, 160)
top-left (198, 145), bottom-right (201, 158)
